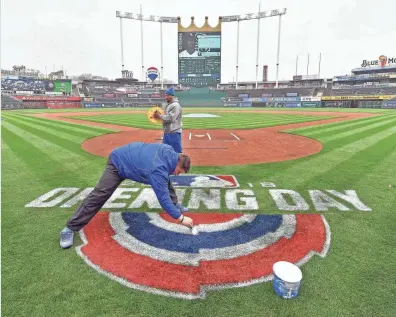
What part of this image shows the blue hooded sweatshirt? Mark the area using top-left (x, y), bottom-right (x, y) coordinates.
top-left (109, 142), bottom-right (182, 219)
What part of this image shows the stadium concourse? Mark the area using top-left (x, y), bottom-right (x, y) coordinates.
top-left (2, 55), bottom-right (396, 110)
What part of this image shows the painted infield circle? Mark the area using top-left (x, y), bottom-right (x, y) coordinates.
top-left (32, 110), bottom-right (374, 166)
top-left (81, 128), bottom-right (323, 166)
top-left (77, 212), bottom-right (330, 299)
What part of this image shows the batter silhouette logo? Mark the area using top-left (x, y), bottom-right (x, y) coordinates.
top-left (379, 55), bottom-right (387, 68)
top-left (76, 211), bottom-right (331, 299)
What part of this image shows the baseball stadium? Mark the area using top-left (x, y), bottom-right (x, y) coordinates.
top-left (1, 4), bottom-right (396, 317)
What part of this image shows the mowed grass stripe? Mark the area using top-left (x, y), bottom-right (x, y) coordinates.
top-left (1, 125), bottom-right (91, 186)
top-left (77, 113), bottom-right (329, 124)
top-left (3, 112), bottom-right (115, 135)
top-left (298, 132), bottom-right (396, 190)
top-left (3, 117), bottom-right (91, 157)
top-left (1, 120), bottom-right (89, 163)
top-left (1, 141), bottom-right (54, 210)
top-left (351, 144), bottom-right (396, 214)
top-left (7, 113), bottom-right (113, 137)
top-left (290, 114), bottom-right (386, 134)
top-left (4, 115), bottom-right (92, 143)
top-left (305, 114), bottom-right (396, 139)
top-left (71, 113), bottom-right (330, 129)
top-left (323, 118), bottom-right (396, 150)
top-left (274, 125), bottom-right (396, 187)
top-left (318, 116), bottom-right (396, 142)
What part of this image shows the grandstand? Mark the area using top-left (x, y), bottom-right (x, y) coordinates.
top-left (331, 55), bottom-right (396, 95)
top-left (1, 94), bottom-right (24, 110)
top-left (2, 55), bottom-right (396, 110)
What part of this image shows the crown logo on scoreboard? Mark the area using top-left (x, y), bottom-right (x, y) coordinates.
top-left (177, 16), bottom-right (221, 32)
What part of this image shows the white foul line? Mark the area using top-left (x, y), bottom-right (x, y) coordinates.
top-left (189, 133), bottom-right (192, 140)
top-left (230, 133), bottom-right (240, 140)
top-left (206, 133), bottom-right (212, 140)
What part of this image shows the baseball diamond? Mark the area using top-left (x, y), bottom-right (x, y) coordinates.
top-left (2, 4), bottom-right (396, 315)
top-left (2, 106), bottom-right (395, 317)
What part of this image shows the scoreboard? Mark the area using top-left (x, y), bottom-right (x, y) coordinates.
top-left (178, 32), bottom-right (221, 87)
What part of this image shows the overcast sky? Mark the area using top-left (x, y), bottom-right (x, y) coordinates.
top-left (1, 0), bottom-right (395, 82)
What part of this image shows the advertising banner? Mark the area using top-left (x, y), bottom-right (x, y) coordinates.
top-left (284, 103), bottom-right (301, 108)
top-left (271, 97), bottom-right (301, 102)
top-left (301, 96), bottom-right (321, 102)
top-left (51, 80), bottom-right (72, 93)
top-left (45, 91), bottom-right (63, 95)
top-left (321, 95), bottom-right (382, 101)
top-left (14, 95), bottom-right (80, 101)
top-left (302, 102), bottom-right (320, 108)
top-left (382, 101), bottom-right (396, 109)
top-left (286, 92), bottom-right (298, 97)
top-left (238, 102), bottom-right (252, 107)
top-left (84, 103), bottom-right (102, 108)
top-left (238, 93), bottom-right (249, 98)
top-left (323, 101), bottom-right (343, 107)
top-left (16, 91), bottom-right (34, 95)
top-left (127, 94), bottom-right (138, 98)
top-left (101, 104), bottom-right (124, 108)
top-left (138, 94), bottom-right (151, 99)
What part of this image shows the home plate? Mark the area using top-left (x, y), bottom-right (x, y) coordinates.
top-left (190, 133), bottom-right (212, 140)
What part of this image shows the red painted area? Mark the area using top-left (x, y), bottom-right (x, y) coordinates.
top-left (159, 212), bottom-right (244, 225)
top-left (80, 213), bottom-right (326, 295)
top-left (31, 110), bottom-right (374, 166)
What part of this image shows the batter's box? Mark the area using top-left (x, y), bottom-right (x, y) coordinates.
top-left (188, 132), bottom-right (242, 141)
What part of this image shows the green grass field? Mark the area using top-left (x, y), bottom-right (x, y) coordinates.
top-left (2, 108), bottom-right (396, 317)
top-left (68, 112), bottom-right (332, 129)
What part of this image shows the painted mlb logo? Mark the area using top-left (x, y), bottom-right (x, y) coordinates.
top-left (169, 174), bottom-right (239, 188)
top-left (76, 211), bottom-right (330, 299)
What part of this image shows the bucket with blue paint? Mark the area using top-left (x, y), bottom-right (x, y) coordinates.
top-left (272, 261), bottom-right (302, 299)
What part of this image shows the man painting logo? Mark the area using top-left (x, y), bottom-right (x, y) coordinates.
top-left (76, 211), bottom-right (331, 299)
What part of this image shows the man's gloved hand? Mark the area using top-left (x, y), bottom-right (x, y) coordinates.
top-left (153, 111), bottom-right (161, 119)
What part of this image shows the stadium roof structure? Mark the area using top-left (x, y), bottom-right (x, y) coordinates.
top-left (116, 9), bottom-right (287, 22)
top-left (352, 65), bottom-right (396, 74)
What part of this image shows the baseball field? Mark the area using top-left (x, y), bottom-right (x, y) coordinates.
top-left (2, 107), bottom-right (395, 317)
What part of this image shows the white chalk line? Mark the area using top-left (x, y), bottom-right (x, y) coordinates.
top-left (206, 133), bottom-right (211, 140)
top-left (230, 133), bottom-right (240, 140)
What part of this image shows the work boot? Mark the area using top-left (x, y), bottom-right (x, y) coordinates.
top-left (60, 227), bottom-right (74, 249)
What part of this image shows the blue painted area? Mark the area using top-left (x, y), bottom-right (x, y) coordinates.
top-left (169, 175), bottom-right (236, 187)
top-left (121, 213), bottom-right (282, 253)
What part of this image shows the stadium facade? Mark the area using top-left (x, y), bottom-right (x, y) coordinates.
top-left (1, 54), bottom-right (396, 110)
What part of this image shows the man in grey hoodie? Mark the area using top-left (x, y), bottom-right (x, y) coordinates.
top-left (153, 87), bottom-right (187, 212)
top-left (153, 87), bottom-right (183, 153)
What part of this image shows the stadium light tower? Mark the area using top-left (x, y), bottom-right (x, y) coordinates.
top-left (116, 6), bottom-right (286, 88)
top-left (117, 10), bottom-right (178, 87)
top-left (221, 7), bottom-right (287, 88)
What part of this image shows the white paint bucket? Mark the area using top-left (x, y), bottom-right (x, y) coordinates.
top-left (272, 261), bottom-right (302, 299)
